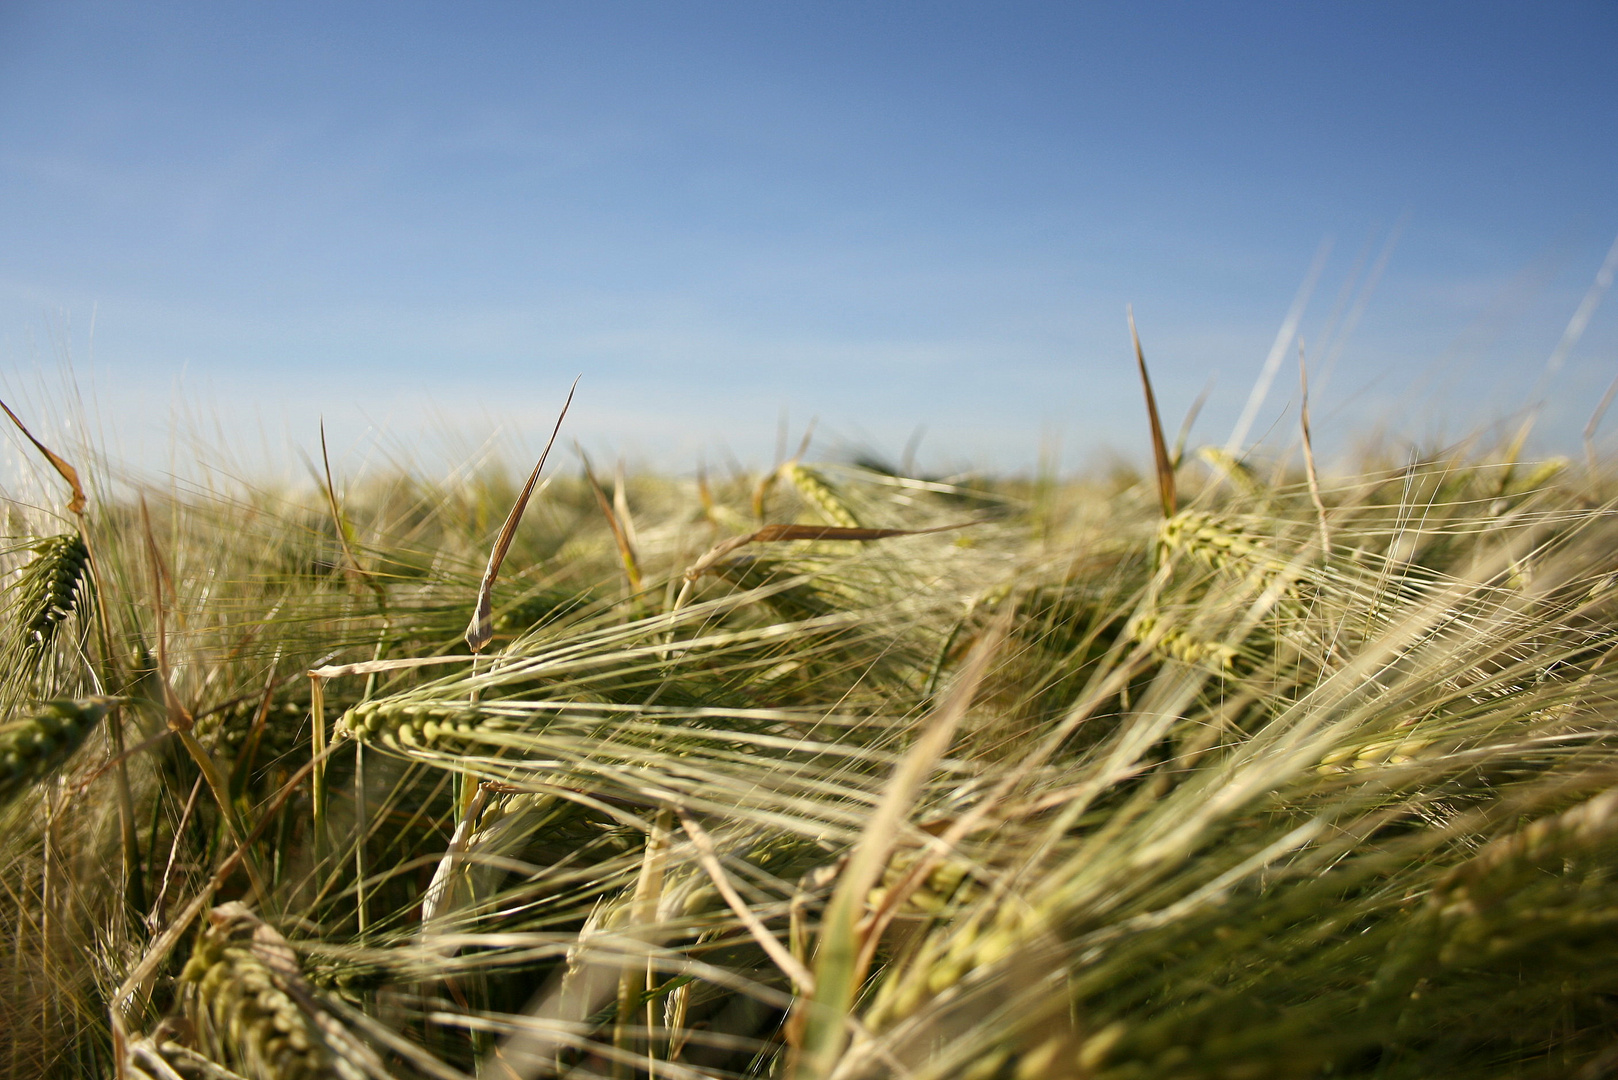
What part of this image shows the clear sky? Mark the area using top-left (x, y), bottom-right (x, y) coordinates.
top-left (1, 1), bottom-right (1616, 476)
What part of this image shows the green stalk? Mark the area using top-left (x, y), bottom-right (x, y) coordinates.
top-left (173, 726), bottom-right (270, 906)
top-left (355, 629), bottom-right (389, 940)
top-left (81, 527), bottom-right (146, 915)
top-left (106, 704), bottom-right (146, 914)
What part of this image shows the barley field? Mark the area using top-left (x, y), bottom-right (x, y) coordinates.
top-left (3, 381), bottom-right (1617, 1080)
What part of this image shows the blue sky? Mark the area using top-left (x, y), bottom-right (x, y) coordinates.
top-left (1, 2), bottom-right (1616, 475)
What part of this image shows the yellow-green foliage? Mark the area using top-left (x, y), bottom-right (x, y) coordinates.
top-left (3, 411), bottom-right (1617, 1080)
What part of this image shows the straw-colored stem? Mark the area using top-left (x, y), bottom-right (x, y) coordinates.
top-left (354, 740), bottom-right (368, 938)
top-left (310, 673), bottom-right (328, 863)
top-left (616, 808), bottom-right (673, 1076)
top-left (679, 807), bottom-right (815, 992)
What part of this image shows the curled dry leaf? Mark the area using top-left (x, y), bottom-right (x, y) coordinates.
top-left (466, 377), bottom-right (579, 653)
top-left (0, 397), bottom-right (86, 514)
top-left (1129, 307), bottom-right (1176, 519)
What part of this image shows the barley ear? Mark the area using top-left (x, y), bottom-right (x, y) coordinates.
top-left (0, 698), bottom-right (110, 807)
top-left (6, 532), bottom-right (92, 684)
top-left (1197, 446), bottom-right (1267, 499)
top-left (787, 463), bottom-right (861, 528)
top-left (179, 902), bottom-right (368, 1080)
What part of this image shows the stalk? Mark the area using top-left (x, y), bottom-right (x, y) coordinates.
top-left (309, 673), bottom-right (328, 863)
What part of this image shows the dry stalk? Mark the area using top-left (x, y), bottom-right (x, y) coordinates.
top-left (580, 447), bottom-right (644, 595)
top-left (676, 808), bottom-right (816, 993)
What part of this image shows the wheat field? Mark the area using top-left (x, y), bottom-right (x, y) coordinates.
top-left (1, 379), bottom-right (1617, 1080)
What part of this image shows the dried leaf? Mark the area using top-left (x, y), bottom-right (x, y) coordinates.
top-left (319, 419), bottom-right (384, 598)
top-left (1299, 341), bottom-right (1330, 554)
top-left (0, 398), bottom-right (86, 514)
top-left (309, 655), bottom-right (475, 680)
top-left (466, 378), bottom-right (578, 653)
top-left (579, 447), bottom-right (643, 593)
top-left (682, 521), bottom-right (978, 583)
top-left (1129, 307), bottom-right (1176, 518)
